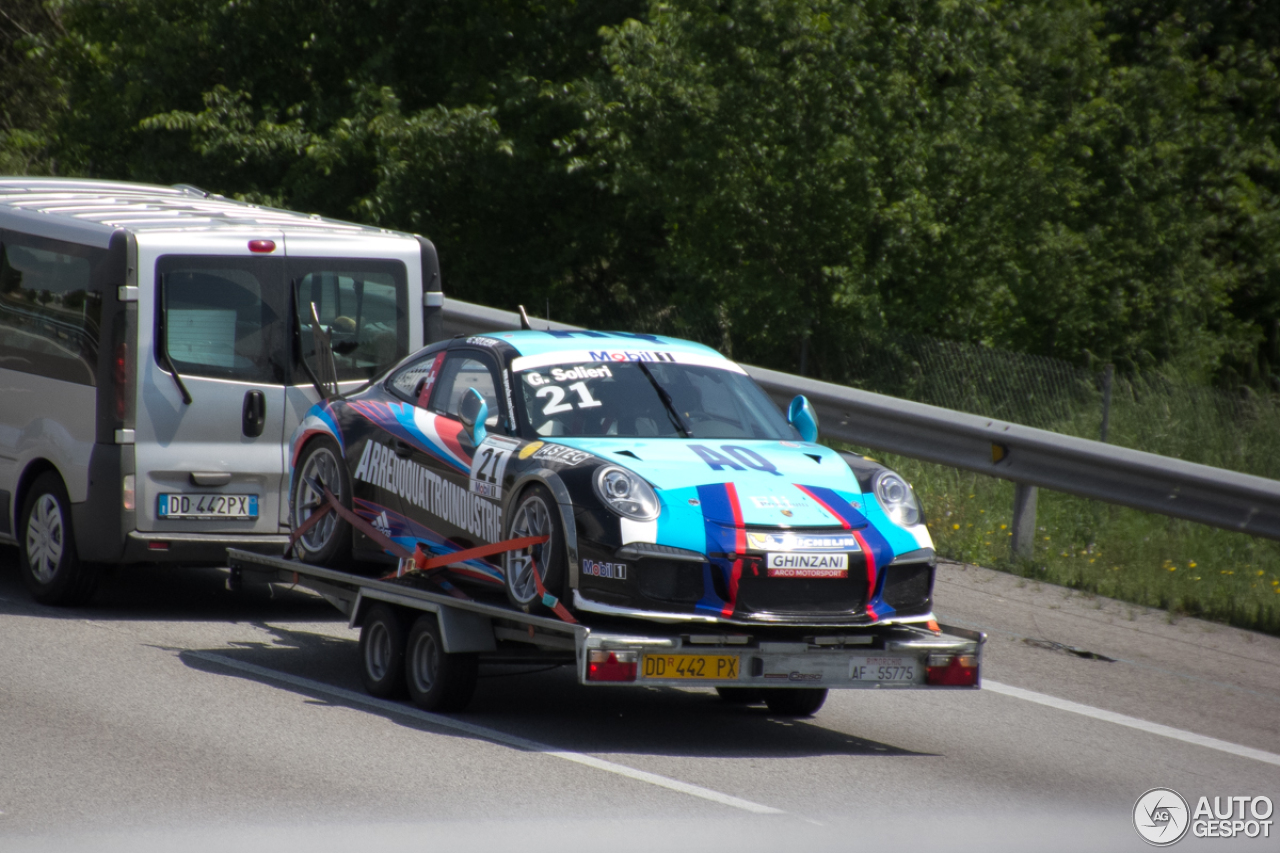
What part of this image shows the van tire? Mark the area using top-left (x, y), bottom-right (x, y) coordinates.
top-left (291, 436), bottom-right (353, 568)
top-left (19, 472), bottom-right (99, 606)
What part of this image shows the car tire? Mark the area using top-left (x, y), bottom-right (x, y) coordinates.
top-left (404, 613), bottom-right (479, 712)
top-left (763, 688), bottom-right (828, 717)
top-left (291, 436), bottom-right (353, 568)
top-left (360, 603), bottom-right (410, 699)
top-left (19, 472), bottom-right (99, 606)
top-left (502, 484), bottom-right (568, 614)
top-left (715, 687), bottom-right (764, 704)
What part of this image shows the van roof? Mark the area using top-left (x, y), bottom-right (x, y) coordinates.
top-left (0, 177), bottom-right (411, 247)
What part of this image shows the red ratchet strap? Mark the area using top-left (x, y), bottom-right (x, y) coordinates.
top-left (284, 500), bottom-right (332, 558)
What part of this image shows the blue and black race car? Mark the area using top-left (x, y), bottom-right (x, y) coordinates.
top-left (288, 330), bottom-right (937, 628)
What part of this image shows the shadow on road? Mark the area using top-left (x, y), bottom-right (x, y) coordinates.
top-left (177, 621), bottom-right (936, 761)
top-left (0, 545), bottom-right (339, 624)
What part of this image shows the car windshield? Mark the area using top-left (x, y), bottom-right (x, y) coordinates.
top-left (516, 361), bottom-right (798, 440)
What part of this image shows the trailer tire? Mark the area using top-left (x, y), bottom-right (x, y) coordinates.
top-left (405, 613), bottom-right (478, 712)
top-left (502, 484), bottom-right (568, 614)
top-left (360, 604), bottom-right (410, 699)
top-left (291, 436), bottom-right (353, 569)
top-left (19, 472), bottom-right (99, 606)
top-left (763, 688), bottom-right (828, 717)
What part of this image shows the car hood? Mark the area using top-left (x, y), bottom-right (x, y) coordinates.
top-left (544, 437), bottom-right (866, 528)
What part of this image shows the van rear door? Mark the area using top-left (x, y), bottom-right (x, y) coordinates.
top-left (133, 232), bottom-right (291, 536)
top-left (282, 232), bottom-right (423, 525)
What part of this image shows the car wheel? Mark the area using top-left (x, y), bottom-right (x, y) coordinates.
top-left (19, 472), bottom-right (99, 606)
top-left (715, 687), bottom-right (764, 704)
top-left (291, 436), bottom-right (352, 568)
top-left (360, 603), bottom-right (409, 699)
top-left (503, 484), bottom-right (568, 614)
top-left (763, 688), bottom-right (828, 717)
top-left (404, 613), bottom-right (479, 712)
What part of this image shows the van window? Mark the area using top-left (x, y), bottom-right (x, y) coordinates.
top-left (294, 259), bottom-right (408, 382)
top-left (156, 255), bottom-right (286, 384)
top-left (0, 237), bottom-right (104, 386)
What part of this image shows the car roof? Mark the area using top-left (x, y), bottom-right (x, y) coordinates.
top-left (470, 329), bottom-right (730, 361)
top-left (0, 177), bottom-right (411, 246)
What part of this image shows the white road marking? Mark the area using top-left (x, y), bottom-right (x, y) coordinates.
top-left (189, 651), bottom-right (784, 815)
top-left (985, 679), bottom-right (1280, 767)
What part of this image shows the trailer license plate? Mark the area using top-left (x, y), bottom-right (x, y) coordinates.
top-left (850, 657), bottom-right (917, 683)
top-left (642, 654), bottom-right (740, 680)
top-left (158, 494), bottom-right (258, 519)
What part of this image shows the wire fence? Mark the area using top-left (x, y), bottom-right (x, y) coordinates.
top-left (602, 309), bottom-right (1280, 481)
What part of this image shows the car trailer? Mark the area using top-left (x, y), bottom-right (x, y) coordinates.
top-left (225, 548), bottom-right (986, 716)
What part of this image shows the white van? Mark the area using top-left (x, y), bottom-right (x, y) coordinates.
top-left (0, 178), bottom-right (444, 604)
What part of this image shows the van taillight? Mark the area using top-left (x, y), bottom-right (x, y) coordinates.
top-left (114, 343), bottom-right (128, 421)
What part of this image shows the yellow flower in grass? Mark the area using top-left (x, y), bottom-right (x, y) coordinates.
top-left (1000, 524), bottom-right (1007, 530)
top-left (1168, 566), bottom-right (1177, 571)
top-left (1189, 561), bottom-right (1197, 568)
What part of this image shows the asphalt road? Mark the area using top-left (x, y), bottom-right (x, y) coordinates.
top-left (1, 549), bottom-right (1277, 852)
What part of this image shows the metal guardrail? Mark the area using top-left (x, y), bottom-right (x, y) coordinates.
top-left (439, 298), bottom-right (1280, 542)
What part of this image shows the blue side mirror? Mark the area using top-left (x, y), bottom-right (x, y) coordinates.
top-left (458, 387), bottom-right (489, 446)
top-left (788, 395), bottom-right (819, 443)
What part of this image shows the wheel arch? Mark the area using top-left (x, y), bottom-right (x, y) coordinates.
top-left (14, 458), bottom-right (62, 536)
top-left (503, 470), bottom-right (581, 590)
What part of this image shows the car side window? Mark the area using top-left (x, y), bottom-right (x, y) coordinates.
top-left (388, 351), bottom-right (446, 407)
top-left (429, 352), bottom-right (504, 430)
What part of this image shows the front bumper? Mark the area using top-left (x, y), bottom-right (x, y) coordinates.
top-left (575, 535), bottom-right (935, 627)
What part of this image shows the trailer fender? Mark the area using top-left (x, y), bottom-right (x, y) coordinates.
top-left (350, 590), bottom-right (498, 654)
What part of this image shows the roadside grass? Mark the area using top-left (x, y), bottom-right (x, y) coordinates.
top-left (865, 453), bottom-right (1280, 636)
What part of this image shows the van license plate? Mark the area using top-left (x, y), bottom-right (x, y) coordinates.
top-left (158, 494), bottom-right (258, 519)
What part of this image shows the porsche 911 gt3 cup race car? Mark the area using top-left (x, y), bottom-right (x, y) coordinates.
top-left (288, 330), bottom-right (938, 628)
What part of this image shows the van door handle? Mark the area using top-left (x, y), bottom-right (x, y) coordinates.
top-left (242, 390), bottom-right (266, 437)
top-left (391, 439), bottom-right (414, 459)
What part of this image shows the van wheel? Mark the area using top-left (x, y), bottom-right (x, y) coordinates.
top-left (291, 437), bottom-right (352, 568)
top-left (503, 485), bottom-right (568, 614)
top-left (360, 604), bottom-right (409, 699)
top-left (405, 613), bottom-right (478, 712)
top-left (19, 472), bottom-right (99, 606)
top-left (763, 688), bottom-right (828, 717)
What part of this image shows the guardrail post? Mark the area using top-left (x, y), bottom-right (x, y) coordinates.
top-left (1099, 363), bottom-right (1114, 443)
top-left (1010, 483), bottom-right (1037, 561)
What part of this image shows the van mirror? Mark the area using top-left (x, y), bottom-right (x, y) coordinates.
top-left (458, 387), bottom-right (488, 446)
top-left (788, 395), bottom-right (819, 443)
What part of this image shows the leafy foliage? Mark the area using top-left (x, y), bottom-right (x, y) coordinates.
top-left (3, 0), bottom-right (1280, 390)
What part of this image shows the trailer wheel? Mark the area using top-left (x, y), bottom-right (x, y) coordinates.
top-left (359, 604), bottom-right (409, 699)
top-left (291, 436), bottom-right (352, 568)
top-left (405, 613), bottom-right (478, 712)
top-left (503, 484), bottom-right (568, 614)
top-left (19, 472), bottom-right (99, 606)
top-left (763, 688), bottom-right (828, 717)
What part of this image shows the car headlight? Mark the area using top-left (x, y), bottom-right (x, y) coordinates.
top-left (593, 465), bottom-right (661, 521)
top-left (875, 470), bottom-right (920, 527)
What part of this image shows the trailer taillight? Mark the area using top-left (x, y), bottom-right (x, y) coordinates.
top-left (926, 654), bottom-right (978, 686)
top-left (588, 650), bottom-right (637, 682)
top-left (248, 239), bottom-right (276, 253)
top-left (122, 475), bottom-right (135, 511)
top-left (114, 342), bottom-right (129, 421)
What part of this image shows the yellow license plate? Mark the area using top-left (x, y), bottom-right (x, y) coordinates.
top-left (641, 654), bottom-right (740, 680)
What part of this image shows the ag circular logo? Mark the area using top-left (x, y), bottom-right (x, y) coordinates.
top-left (1134, 788), bottom-right (1191, 846)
